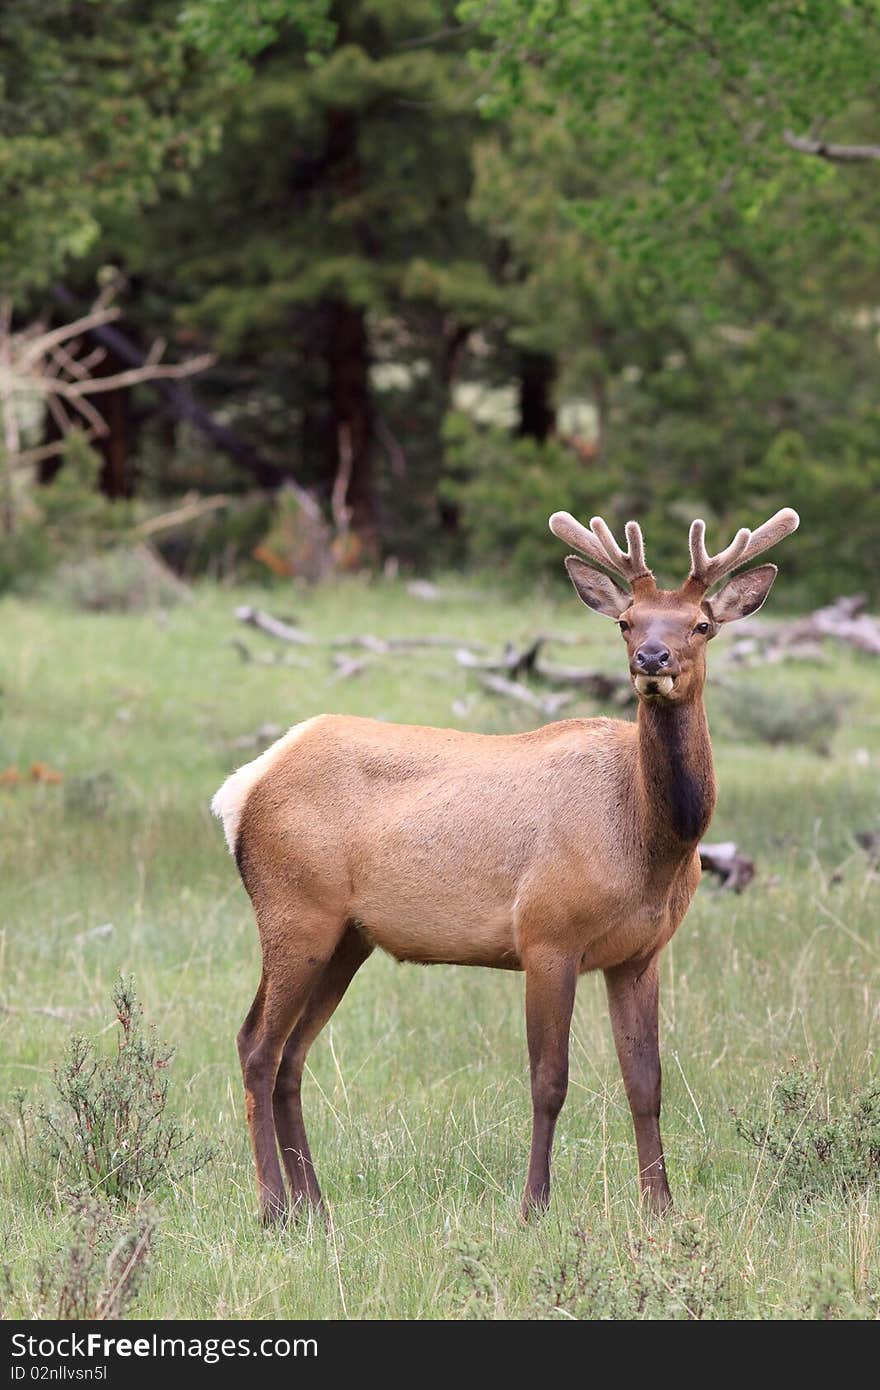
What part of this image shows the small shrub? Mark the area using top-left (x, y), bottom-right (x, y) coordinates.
top-left (449, 1236), bottom-right (501, 1319)
top-left (440, 414), bottom-right (614, 586)
top-left (0, 435), bottom-right (135, 597)
top-left (799, 1267), bottom-right (879, 1321)
top-left (535, 1220), bottom-right (730, 1321)
top-left (53, 543), bottom-right (188, 613)
top-left (0, 1198), bottom-right (154, 1320)
top-left (719, 684), bottom-right (846, 755)
top-left (733, 1064), bottom-right (880, 1202)
top-left (63, 771), bottom-right (119, 819)
top-left (27, 977), bottom-right (213, 1204)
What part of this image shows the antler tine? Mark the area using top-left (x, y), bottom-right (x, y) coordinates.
top-left (549, 511), bottom-right (654, 587)
top-left (624, 519), bottom-right (647, 576)
top-left (548, 511), bottom-right (629, 577)
top-left (590, 515), bottom-right (652, 581)
top-left (688, 508), bottom-right (799, 590)
top-left (688, 519), bottom-right (751, 588)
top-left (736, 508), bottom-right (800, 568)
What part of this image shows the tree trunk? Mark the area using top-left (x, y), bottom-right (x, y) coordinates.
top-left (94, 343), bottom-right (133, 498)
top-left (324, 298), bottom-right (377, 555)
top-left (517, 351), bottom-right (556, 441)
top-left (319, 101), bottom-right (378, 557)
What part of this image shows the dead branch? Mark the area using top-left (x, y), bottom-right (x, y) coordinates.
top-left (332, 653), bottom-right (369, 680)
top-left (456, 637), bottom-right (544, 679)
top-left (235, 605), bottom-right (314, 646)
top-left (784, 129), bottom-right (880, 163)
top-left (52, 284), bottom-right (287, 491)
top-left (724, 594), bottom-right (880, 664)
top-left (478, 673), bottom-right (573, 718)
top-left (777, 594), bottom-right (880, 656)
top-left (331, 424), bottom-right (354, 536)
top-left (331, 634), bottom-right (491, 653)
top-left (135, 494), bottom-right (229, 538)
top-left (42, 353), bottom-right (215, 398)
top-left (457, 640), bottom-right (634, 703)
top-left (17, 307), bottom-right (122, 368)
top-left (2, 287), bottom-right (213, 533)
top-left (12, 432), bottom-right (103, 469)
top-left (699, 841), bottom-right (755, 892)
top-left (533, 660), bottom-right (635, 704)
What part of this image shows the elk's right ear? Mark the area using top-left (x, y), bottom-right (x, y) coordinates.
top-left (564, 556), bottom-right (631, 618)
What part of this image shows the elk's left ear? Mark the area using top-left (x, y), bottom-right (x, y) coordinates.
top-left (704, 563), bottom-right (778, 625)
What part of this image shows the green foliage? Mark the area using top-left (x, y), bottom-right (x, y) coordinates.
top-left (54, 546), bottom-right (188, 614)
top-left (462, 0), bottom-right (880, 295)
top-left (183, 0), bottom-right (335, 74)
top-left (441, 413), bottom-right (614, 583)
top-left (535, 1220), bottom-right (731, 1321)
top-left (26, 978), bottom-right (214, 1205)
top-left (720, 684), bottom-right (847, 756)
top-left (800, 1266), bottom-right (879, 1321)
top-left (734, 1065), bottom-right (880, 1202)
top-left (0, 1197), bottom-right (154, 1321)
top-left (0, 438), bottom-right (137, 597)
top-left (0, 1), bottom-right (228, 296)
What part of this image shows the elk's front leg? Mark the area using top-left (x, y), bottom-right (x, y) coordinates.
top-left (604, 952), bottom-right (672, 1214)
top-left (520, 949), bottom-right (577, 1220)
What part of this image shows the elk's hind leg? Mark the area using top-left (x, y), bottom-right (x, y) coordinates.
top-left (521, 947), bottom-right (578, 1219)
top-left (273, 924), bottom-right (372, 1213)
top-left (238, 909), bottom-right (346, 1224)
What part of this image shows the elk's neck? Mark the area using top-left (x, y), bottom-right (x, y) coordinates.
top-left (636, 694), bottom-right (716, 850)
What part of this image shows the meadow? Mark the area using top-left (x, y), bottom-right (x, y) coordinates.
top-left (0, 575), bottom-right (878, 1320)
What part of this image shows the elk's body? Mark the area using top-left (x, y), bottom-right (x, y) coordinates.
top-left (214, 506), bottom-right (798, 1222)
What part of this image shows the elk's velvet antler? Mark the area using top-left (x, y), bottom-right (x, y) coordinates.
top-left (549, 512), bottom-right (655, 590)
top-left (687, 508), bottom-right (800, 592)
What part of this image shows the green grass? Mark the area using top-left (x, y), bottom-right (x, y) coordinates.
top-left (1, 574), bottom-right (878, 1319)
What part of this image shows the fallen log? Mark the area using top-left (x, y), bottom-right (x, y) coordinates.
top-left (334, 634), bottom-right (490, 653)
top-left (728, 594), bottom-right (880, 664)
top-left (235, 605), bottom-right (313, 645)
top-left (478, 674), bottom-right (574, 718)
top-left (534, 660), bottom-right (635, 703)
top-left (699, 841), bottom-right (755, 891)
top-left (456, 637), bottom-right (544, 679)
top-left (778, 594), bottom-right (880, 657)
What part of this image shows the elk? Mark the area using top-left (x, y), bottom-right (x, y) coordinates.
top-left (212, 506), bottom-right (799, 1223)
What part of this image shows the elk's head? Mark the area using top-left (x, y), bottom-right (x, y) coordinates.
top-left (549, 508), bottom-right (799, 705)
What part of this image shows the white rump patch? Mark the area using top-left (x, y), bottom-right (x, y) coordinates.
top-left (211, 716), bottom-right (321, 854)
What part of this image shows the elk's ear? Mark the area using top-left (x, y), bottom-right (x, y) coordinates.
top-left (705, 563), bottom-right (777, 624)
top-left (564, 556), bottom-right (630, 618)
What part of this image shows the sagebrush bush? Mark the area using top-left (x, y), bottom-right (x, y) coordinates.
top-left (734, 1064), bottom-right (880, 1202)
top-left (800, 1267), bottom-right (879, 1321)
top-left (0, 1197), bottom-right (154, 1320)
top-left (0, 435), bottom-right (135, 597)
top-left (54, 543), bottom-right (187, 612)
top-left (719, 684), bottom-right (846, 755)
top-left (21, 977), bottom-right (213, 1204)
top-left (534, 1220), bottom-right (730, 1321)
top-left (450, 1220), bottom-right (731, 1320)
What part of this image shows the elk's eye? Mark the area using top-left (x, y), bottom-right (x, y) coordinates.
top-left (618, 620), bottom-right (630, 634)
top-left (694, 621), bottom-right (710, 635)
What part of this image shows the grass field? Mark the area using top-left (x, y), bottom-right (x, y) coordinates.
top-left (1, 575), bottom-right (878, 1320)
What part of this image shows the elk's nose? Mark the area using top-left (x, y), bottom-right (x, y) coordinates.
top-left (635, 644), bottom-right (670, 676)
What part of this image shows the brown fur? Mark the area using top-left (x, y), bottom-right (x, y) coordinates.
top-left (217, 512), bottom-right (796, 1224)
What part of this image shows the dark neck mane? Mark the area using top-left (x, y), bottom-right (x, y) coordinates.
top-left (636, 696), bottom-right (716, 850)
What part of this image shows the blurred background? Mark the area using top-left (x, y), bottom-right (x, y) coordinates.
top-left (2, 2), bottom-right (879, 1322)
top-left (2, 0), bottom-right (879, 603)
